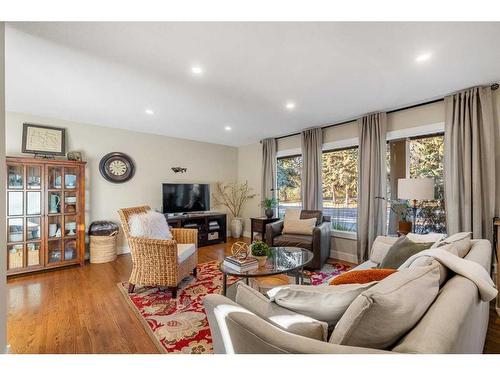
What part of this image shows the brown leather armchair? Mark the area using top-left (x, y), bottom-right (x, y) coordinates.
top-left (265, 210), bottom-right (331, 270)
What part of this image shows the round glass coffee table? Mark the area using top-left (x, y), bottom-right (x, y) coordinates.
top-left (219, 246), bottom-right (314, 296)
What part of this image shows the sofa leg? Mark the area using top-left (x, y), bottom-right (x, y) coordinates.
top-left (128, 283), bottom-right (135, 293)
top-left (170, 287), bottom-right (178, 298)
top-left (193, 267), bottom-right (197, 277)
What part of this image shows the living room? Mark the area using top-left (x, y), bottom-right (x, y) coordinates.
top-left (1, 1), bottom-right (500, 372)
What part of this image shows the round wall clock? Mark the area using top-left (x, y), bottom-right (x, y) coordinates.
top-left (99, 152), bottom-right (135, 183)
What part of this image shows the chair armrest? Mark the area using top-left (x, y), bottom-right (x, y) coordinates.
top-left (313, 221), bottom-right (331, 239)
top-left (171, 228), bottom-right (198, 246)
top-left (265, 220), bottom-right (284, 245)
top-left (203, 294), bottom-right (389, 354)
top-left (128, 236), bottom-right (178, 263)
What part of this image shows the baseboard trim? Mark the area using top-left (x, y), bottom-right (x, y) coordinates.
top-left (330, 249), bottom-right (358, 264)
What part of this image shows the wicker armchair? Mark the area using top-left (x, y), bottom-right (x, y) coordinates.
top-left (118, 205), bottom-right (198, 298)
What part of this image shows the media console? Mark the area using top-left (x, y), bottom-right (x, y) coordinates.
top-left (165, 212), bottom-right (227, 248)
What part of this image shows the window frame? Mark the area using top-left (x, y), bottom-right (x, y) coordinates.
top-left (276, 153), bottom-right (303, 218)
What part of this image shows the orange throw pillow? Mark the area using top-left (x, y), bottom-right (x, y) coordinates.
top-left (329, 269), bottom-right (397, 285)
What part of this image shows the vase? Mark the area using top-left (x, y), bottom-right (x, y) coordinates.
top-left (265, 208), bottom-right (274, 218)
top-left (253, 255), bottom-right (268, 267)
top-left (231, 218), bottom-right (243, 238)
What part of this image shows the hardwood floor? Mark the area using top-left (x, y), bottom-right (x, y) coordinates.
top-left (6, 237), bottom-right (500, 354)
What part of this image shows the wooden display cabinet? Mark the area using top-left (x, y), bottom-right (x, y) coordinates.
top-left (6, 157), bottom-right (86, 276)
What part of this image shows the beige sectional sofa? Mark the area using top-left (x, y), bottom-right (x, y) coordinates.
top-left (203, 239), bottom-right (492, 354)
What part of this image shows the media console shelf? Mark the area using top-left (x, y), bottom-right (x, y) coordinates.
top-left (165, 212), bottom-right (227, 247)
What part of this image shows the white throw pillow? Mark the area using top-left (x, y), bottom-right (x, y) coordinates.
top-left (370, 236), bottom-right (399, 264)
top-left (128, 210), bottom-right (172, 240)
top-left (284, 208), bottom-right (301, 221)
top-left (329, 263), bottom-right (440, 349)
top-left (406, 232), bottom-right (445, 246)
top-left (267, 282), bottom-right (378, 327)
top-left (436, 232), bottom-right (472, 257)
top-left (282, 217), bottom-right (317, 235)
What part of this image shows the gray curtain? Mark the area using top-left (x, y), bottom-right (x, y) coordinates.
top-left (444, 86), bottom-right (496, 241)
top-left (261, 138), bottom-right (277, 211)
top-left (301, 127), bottom-right (323, 210)
top-left (357, 112), bottom-right (387, 262)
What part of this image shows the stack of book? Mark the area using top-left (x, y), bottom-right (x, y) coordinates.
top-left (223, 256), bottom-right (258, 272)
top-left (208, 220), bottom-right (220, 230)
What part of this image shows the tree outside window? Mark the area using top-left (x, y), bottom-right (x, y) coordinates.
top-left (276, 155), bottom-right (302, 217)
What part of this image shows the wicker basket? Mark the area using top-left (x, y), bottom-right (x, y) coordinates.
top-left (90, 233), bottom-right (118, 264)
top-left (9, 250), bottom-right (23, 269)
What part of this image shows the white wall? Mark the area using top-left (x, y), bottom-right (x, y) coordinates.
top-left (0, 22), bottom-right (7, 354)
top-left (237, 99), bottom-right (469, 264)
top-left (5, 112), bottom-right (238, 253)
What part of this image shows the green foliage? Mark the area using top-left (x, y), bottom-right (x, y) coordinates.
top-left (251, 240), bottom-right (270, 257)
top-left (261, 197), bottom-right (277, 209)
top-left (322, 148), bottom-right (358, 206)
top-left (277, 156), bottom-right (302, 204)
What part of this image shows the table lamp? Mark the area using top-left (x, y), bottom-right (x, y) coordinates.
top-left (397, 178), bottom-right (435, 233)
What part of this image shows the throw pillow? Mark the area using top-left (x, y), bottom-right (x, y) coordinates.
top-left (369, 236), bottom-right (399, 264)
top-left (436, 232), bottom-right (472, 257)
top-left (406, 232), bottom-right (445, 245)
top-left (329, 269), bottom-right (397, 285)
top-left (379, 236), bottom-right (434, 269)
top-left (329, 263), bottom-right (440, 349)
top-left (235, 282), bottom-right (329, 341)
top-left (282, 216), bottom-right (317, 235)
top-left (128, 210), bottom-right (172, 240)
top-left (266, 282), bottom-right (377, 327)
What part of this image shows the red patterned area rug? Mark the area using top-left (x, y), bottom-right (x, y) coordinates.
top-left (117, 260), bottom-right (351, 354)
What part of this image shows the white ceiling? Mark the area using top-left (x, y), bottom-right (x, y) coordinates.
top-left (5, 22), bottom-right (500, 146)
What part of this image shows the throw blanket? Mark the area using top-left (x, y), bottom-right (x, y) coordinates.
top-left (398, 248), bottom-right (497, 302)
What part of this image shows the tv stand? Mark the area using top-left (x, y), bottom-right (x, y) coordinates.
top-left (165, 212), bottom-right (227, 247)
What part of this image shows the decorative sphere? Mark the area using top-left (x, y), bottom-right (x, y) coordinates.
top-left (231, 242), bottom-right (249, 260)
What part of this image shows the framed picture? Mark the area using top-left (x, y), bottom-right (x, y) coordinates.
top-left (22, 123), bottom-right (66, 156)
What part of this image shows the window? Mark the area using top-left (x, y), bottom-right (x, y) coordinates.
top-left (387, 133), bottom-right (446, 234)
top-left (276, 155), bottom-right (302, 217)
top-left (322, 147), bottom-right (358, 232)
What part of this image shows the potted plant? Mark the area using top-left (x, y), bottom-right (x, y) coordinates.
top-left (390, 201), bottom-right (412, 234)
top-left (250, 240), bottom-right (270, 267)
top-left (212, 181), bottom-right (256, 238)
top-left (261, 197), bottom-right (277, 218)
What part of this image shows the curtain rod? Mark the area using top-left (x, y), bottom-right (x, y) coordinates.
top-left (271, 82), bottom-right (499, 142)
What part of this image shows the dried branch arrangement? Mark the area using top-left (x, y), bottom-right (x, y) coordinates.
top-left (212, 181), bottom-right (256, 218)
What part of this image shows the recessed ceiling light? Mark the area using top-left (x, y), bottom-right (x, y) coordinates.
top-left (145, 109), bottom-right (154, 115)
top-left (415, 52), bottom-right (432, 63)
top-left (224, 126), bottom-right (232, 131)
top-left (285, 101), bottom-right (296, 110)
top-left (191, 65), bottom-right (203, 75)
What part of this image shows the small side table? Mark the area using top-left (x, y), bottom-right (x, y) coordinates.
top-left (250, 217), bottom-right (280, 243)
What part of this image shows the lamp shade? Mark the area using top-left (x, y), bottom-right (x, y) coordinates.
top-left (397, 178), bottom-right (435, 200)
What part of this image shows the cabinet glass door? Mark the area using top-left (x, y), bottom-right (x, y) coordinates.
top-left (27, 242), bottom-right (41, 267)
top-left (27, 191), bottom-right (42, 215)
top-left (8, 165), bottom-right (23, 189)
top-left (64, 167), bottom-right (78, 189)
top-left (48, 166), bottom-right (63, 189)
top-left (8, 191), bottom-right (23, 216)
top-left (64, 239), bottom-right (77, 260)
top-left (8, 244), bottom-right (24, 270)
top-left (27, 165), bottom-right (42, 189)
top-left (27, 217), bottom-right (41, 240)
top-left (8, 218), bottom-right (24, 243)
top-left (47, 240), bottom-right (62, 263)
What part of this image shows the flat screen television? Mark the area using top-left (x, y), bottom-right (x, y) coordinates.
top-left (162, 183), bottom-right (210, 213)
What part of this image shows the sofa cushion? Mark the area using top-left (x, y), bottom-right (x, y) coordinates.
top-left (329, 263), bottom-right (440, 349)
top-left (406, 243), bottom-right (459, 285)
top-left (437, 232), bottom-right (472, 257)
top-left (300, 210), bottom-right (323, 225)
top-left (273, 234), bottom-right (313, 249)
top-left (235, 282), bottom-right (329, 341)
top-left (370, 236), bottom-right (399, 264)
top-left (379, 236), bottom-right (434, 269)
top-left (266, 282), bottom-right (377, 327)
top-left (128, 210), bottom-right (172, 240)
top-left (177, 243), bottom-right (196, 263)
top-left (406, 232), bottom-right (445, 245)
